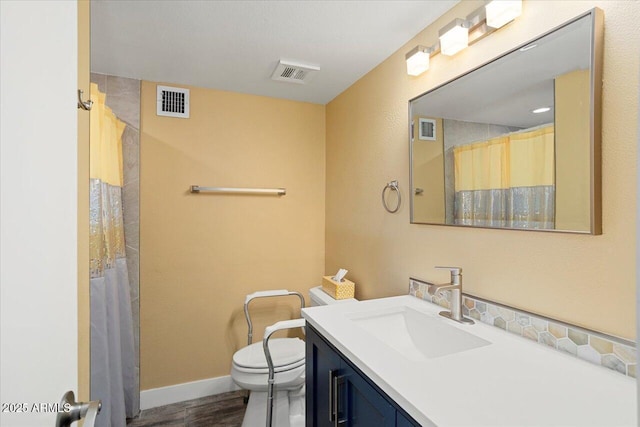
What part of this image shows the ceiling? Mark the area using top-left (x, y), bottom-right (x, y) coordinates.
top-left (91, 0), bottom-right (459, 105)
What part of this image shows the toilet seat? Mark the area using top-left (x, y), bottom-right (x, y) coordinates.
top-left (231, 337), bottom-right (306, 391)
top-left (233, 338), bottom-right (305, 372)
top-left (231, 362), bottom-right (305, 391)
top-left (233, 358), bottom-right (305, 375)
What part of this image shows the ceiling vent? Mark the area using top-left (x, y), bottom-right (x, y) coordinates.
top-left (157, 85), bottom-right (190, 118)
top-left (271, 60), bottom-right (320, 84)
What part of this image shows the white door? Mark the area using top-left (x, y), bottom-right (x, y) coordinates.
top-left (1, 1), bottom-right (81, 426)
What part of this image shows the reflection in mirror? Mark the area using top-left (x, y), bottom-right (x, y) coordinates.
top-left (410, 9), bottom-right (603, 234)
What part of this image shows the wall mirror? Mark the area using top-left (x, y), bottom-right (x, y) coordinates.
top-left (409, 9), bottom-right (603, 234)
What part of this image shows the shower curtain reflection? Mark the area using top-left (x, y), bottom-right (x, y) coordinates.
top-left (89, 83), bottom-right (138, 426)
top-left (453, 125), bottom-right (555, 229)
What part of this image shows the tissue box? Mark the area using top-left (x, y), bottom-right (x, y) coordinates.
top-left (322, 276), bottom-right (355, 300)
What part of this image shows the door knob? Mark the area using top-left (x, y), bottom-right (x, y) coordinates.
top-left (55, 391), bottom-right (101, 427)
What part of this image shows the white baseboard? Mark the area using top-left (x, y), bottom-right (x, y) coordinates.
top-left (140, 375), bottom-right (241, 410)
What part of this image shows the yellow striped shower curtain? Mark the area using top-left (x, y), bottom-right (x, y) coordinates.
top-left (453, 125), bottom-right (555, 229)
top-left (89, 83), bottom-right (138, 426)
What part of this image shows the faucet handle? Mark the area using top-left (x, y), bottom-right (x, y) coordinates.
top-left (435, 266), bottom-right (462, 275)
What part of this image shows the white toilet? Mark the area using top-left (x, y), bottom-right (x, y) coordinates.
top-left (231, 287), bottom-right (357, 427)
top-left (309, 286), bottom-right (357, 307)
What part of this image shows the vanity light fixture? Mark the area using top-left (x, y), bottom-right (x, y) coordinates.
top-left (485, 0), bottom-right (523, 29)
top-left (532, 107), bottom-right (551, 114)
top-left (439, 18), bottom-right (469, 56)
top-left (405, 45), bottom-right (432, 76)
top-left (405, 0), bottom-right (523, 76)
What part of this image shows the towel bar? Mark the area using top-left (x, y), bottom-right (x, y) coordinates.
top-left (190, 186), bottom-right (286, 195)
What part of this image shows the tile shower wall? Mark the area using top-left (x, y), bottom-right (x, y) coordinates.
top-left (410, 279), bottom-right (637, 379)
top-left (90, 72), bottom-right (141, 396)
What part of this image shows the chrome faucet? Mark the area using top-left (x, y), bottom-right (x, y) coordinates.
top-left (428, 266), bottom-right (474, 324)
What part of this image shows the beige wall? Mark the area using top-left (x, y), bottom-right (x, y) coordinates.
top-left (326, 1), bottom-right (638, 339)
top-left (555, 69), bottom-right (591, 232)
top-left (412, 116), bottom-right (445, 223)
top-left (77, 0), bottom-right (90, 401)
top-left (140, 82), bottom-right (325, 389)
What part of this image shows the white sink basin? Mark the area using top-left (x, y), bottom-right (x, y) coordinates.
top-left (347, 305), bottom-right (491, 361)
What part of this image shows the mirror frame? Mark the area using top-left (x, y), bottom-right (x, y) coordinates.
top-left (409, 8), bottom-right (603, 234)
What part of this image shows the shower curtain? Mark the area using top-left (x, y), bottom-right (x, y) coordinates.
top-left (89, 83), bottom-right (138, 426)
top-left (453, 125), bottom-right (555, 229)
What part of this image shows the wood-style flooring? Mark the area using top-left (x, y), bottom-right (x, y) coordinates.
top-left (126, 390), bottom-right (246, 427)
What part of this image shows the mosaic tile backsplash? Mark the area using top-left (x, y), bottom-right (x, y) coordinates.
top-left (409, 278), bottom-right (637, 378)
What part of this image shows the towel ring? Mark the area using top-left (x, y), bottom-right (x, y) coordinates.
top-left (382, 180), bottom-right (401, 213)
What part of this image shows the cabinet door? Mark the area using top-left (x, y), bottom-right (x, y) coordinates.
top-left (306, 327), bottom-right (342, 427)
top-left (307, 326), bottom-right (414, 427)
top-left (397, 411), bottom-right (421, 427)
top-left (339, 363), bottom-right (395, 427)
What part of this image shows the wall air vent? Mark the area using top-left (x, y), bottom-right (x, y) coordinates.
top-left (418, 118), bottom-right (437, 141)
top-left (157, 85), bottom-right (190, 118)
top-left (271, 60), bottom-right (320, 84)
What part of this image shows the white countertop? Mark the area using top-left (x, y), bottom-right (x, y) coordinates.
top-left (302, 295), bottom-right (637, 426)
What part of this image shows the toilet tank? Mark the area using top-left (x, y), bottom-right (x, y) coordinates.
top-left (309, 286), bottom-right (358, 306)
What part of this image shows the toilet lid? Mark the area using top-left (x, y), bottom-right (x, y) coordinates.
top-left (233, 338), bottom-right (305, 369)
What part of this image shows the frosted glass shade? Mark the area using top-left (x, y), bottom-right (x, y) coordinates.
top-left (439, 24), bottom-right (468, 56)
top-left (485, 0), bottom-right (522, 29)
top-left (406, 49), bottom-right (430, 76)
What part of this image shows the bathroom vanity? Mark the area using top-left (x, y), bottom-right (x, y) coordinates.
top-left (306, 324), bottom-right (418, 426)
top-left (302, 296), bottom-right (636, 426)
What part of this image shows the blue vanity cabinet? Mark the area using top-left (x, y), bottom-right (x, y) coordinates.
top-left (396, 412), bottom-right (420, 427)
top-left (306, 324), bottom-right (341, 427)
top-left (306, 325), bottom-right (420, 427)
top-left (340, 361), bottom-right (395, 426)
